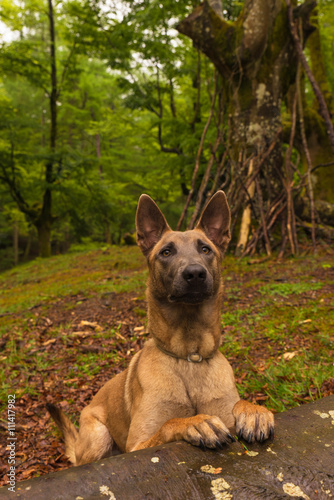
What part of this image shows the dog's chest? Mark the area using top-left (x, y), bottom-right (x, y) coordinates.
top-left (173, 357), bottom-right (231, 405)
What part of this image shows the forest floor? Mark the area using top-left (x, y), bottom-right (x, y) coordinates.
top-left (0, 244), bottom-right (333, 487)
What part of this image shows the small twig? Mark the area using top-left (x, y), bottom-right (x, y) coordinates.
top-left (296, 36), bottom-right (316, 253)
top-left (284, 82), bottom-right (298, 255)
top-left (255, 177), bottom-right (271, 256)
top-left (187, 133), bottom-right (222, 229)
top-left (286, 0), bottom-right (334, 154)
top-left (177, 71), bottom-right (218, 229)
top-left (311, 160), bottom-right (334, 173)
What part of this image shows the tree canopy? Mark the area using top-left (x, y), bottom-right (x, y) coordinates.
top-left (0, 0), bottom-right (334, 267)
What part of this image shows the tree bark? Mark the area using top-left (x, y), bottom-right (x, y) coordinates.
top-left (177, 0), bottom-right (318, 254)
top-left (13, 219), bottom-right (19, 266)
top-left (307, 5), bottom-right (334, 117)
top-left (36, 217), bottom-right (52, 259)
top-left (286, 0), bottom-right (334, 155)
top-left (236, 159), bottom-right (255, 255)
top-left (178, 0), bottom-right (300, 176)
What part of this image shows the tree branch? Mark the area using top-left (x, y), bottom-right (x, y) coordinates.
top-left (190, 50), bottom-right (201, 132)
top-left (286, 0), bottom-right (334, 154)
top-left (311, 160), bottom-right (334, 173)
top-left (155, 64), bottom-right (181, 155)
top-left (177, 0), bottom-right (235, 78)
top-left (0, 161), bottom-right (36, 220)
top-left (177, 72), bottom-right (218, 230)
top-left (187, 132), bottom-right (222, 229)
top-left (58, 41), bottom-right (77, 96)
top-left (296, 28), bottom-right (316, 253)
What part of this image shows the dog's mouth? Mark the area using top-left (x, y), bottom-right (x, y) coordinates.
top-left (168, 291), bottom-right (210, 304)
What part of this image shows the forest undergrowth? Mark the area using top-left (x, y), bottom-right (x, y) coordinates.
top-left (0, 244), bottom-right (333, 485)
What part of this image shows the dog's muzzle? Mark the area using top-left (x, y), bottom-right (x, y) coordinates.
top-left (169, 264), bottom-right (212, 304)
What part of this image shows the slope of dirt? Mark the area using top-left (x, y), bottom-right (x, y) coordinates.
top-left (0, 250), bottom-right (333, 486)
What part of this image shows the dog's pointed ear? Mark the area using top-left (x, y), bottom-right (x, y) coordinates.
top-left (136, 194), bottom-right (171, 256)
top-left (196, 191), bottom-right (231, 253)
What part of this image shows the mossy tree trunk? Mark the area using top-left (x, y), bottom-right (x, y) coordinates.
top-left (308, 6), bottom-right (334, 117)
top-left (305, 5), bottom-right (334, 202)
top-left (179, 0), bottom-right (317, 168)
top-left (36, 188), bottom-right (53, 258)
top-left (178, 0), bottom-right (317, 254)
top-left (179, 1), bottom-right (295, 168)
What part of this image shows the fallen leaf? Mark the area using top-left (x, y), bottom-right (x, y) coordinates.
top-left (282, 483), bottom-right (310, 499)
top-left (200, 465), bottom-right (222, 474)
top-left (43, 339), bottom-right (57, 346)
top-left (115, 331), bottom-right (127, 341)
top-left (246, 451), bottom-right (259, 457)
top-left (282, 351), bottom-right (298, 361)
top-left (79, 320), bottom-right (102, 331)
top-left (70, 331), bottom-right (90, 337)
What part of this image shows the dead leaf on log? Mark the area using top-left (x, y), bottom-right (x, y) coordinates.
top-left (200, 465), bottom-right (223, 474)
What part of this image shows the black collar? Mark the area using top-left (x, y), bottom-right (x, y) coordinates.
top-left (154, 340), bottom-right (216, 363)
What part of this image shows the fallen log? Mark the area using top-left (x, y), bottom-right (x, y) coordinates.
top-left (1, 396), bottom-right (333, 499)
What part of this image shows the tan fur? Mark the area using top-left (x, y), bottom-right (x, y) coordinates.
top-left (48, 191), bottom-right (274, 465)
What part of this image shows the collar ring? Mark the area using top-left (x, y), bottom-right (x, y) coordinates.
top-left (187, 353), bottom-right (203, 363)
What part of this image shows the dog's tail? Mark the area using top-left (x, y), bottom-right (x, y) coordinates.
top-left (46, 403), bottom-right (78, 464)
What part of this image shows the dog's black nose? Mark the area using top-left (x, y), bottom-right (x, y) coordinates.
top-left (182, 265), bottom-right (207, 284)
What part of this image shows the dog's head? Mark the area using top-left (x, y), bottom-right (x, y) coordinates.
top-left (136, 191), bottom-right (231, 305)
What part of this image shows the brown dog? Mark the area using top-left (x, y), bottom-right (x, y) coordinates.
top-left (47, 191), bottom-right (274, 465)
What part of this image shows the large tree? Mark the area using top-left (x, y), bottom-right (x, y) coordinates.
top-left (178, 0), bottom-right (316, 169)
top-left (178, 0), bottom-right (318, 254)
top-left (0, 0), bottom-right (68, 256)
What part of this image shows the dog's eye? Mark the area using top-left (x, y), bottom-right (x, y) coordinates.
top-left (202, 246), bottom-right (211, 254)
top-left (161, 249), bottom-right (171, 257)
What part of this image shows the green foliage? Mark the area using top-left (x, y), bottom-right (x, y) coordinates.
top-left (0, 0), bottom-right (333, 267)
top-left (259, 281), bottom-right (323, 297)
top-left (0, 0), bottom-right (221, 265)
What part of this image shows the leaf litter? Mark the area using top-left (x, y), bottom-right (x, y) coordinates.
top-left (0, 250), bottom-right (333, 486)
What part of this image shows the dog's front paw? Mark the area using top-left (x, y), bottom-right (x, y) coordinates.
top-left (183, 414), bottom-right (235, 449)
top-left (232, 400), bottom-right (274, 443)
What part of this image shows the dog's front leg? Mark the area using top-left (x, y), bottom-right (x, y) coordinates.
top-left (232, 400), bottom-right (274, 443)
top-left (127, 414), bottom-right (236, 452)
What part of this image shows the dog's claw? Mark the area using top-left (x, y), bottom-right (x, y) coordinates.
top-left (260, 431), bottom-right (265, 443)
top-left (199, 439), bottom-right (206, 450)
top-left (246, 432), bottom-right (253, 443)
top-left (215, 440), bottom-right (223, 449)
top-left (227, 433), bottom-right (236, 443)
top-left (269, 426), bottom-right (275, 439)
